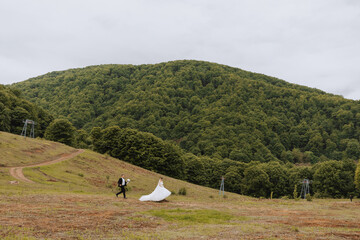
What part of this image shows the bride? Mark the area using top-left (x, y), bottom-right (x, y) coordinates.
top-left (139, 177), bottom-right (171, 202)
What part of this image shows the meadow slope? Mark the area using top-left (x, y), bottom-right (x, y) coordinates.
top-left (0, 131), bottom-right (359, 239)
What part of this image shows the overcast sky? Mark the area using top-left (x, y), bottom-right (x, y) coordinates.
top-left (1, 0), bottom-right (359, 99)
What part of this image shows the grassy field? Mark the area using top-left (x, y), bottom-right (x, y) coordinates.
top-left (0, 131), bottom-right (75, 167)
top-left (0, 132), bottom-right (360, 239)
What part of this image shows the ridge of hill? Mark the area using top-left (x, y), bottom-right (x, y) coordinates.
top-left (11, 60), bottom-right (360, 164)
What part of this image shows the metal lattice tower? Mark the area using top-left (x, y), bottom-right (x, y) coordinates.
top-left (21, 119), bottom-right (36, 138)
top-left (219, 176), bottom-right (225, 196)
top-left (300, 179), bottom-right (311, 199)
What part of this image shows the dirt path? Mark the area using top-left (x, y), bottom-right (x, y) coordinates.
top-left (9, 149), bottom-right (85, 183)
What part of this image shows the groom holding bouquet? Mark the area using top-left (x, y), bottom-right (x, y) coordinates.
top-left (116, 174), bottom-right (127, 199)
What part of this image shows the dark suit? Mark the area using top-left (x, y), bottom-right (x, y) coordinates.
top-left (116, 178), bottom-right (127, 198)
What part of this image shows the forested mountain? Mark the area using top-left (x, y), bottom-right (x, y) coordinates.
top-left (12, 60), bottom-right (360, 164)
top-left (0, 84), bottom-right (53, 136)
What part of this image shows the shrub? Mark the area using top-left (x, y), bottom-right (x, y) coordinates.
top-left (313, 192), bottom-right (330, 199)
top-left (178, 187), bottom-right (187, 196)
top-left (293, 185), bottom-right (298, 199)
top-left (306, 194), bottom-right (312, 201)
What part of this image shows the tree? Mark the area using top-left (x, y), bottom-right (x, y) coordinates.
top-left (90, 127), bottom-right (102, 151)
top-left (45, 119), bottom-right (76, 146)
top-left (293, 184), bottom-right (298, 199)
top-left (313, 160), bottom-right (355, 198)
top-left (90, 126), bottom-right (185, 179)
top-left (184, 153), bottom-right (207, 185)
top-left (241, 164), bottom-right (271, 197)
top-left (75, 129), bottom-right (90, 148)
top-left (0, 104), bottom-right (11, 132)
top-left (229, 149), bottom-right (251, 163)
top-left (313, 161), bottom-right (341, 197)
top-left (355, 161), bottom-right (360, 192)
top-left (345, 139), bottom-right (360, 159)
top-left (306, 133), bottom-right (324, 155)
top-left (10, 106), bottom-right (30, 134)
top-left (261, 162), bottom-right (290, 198)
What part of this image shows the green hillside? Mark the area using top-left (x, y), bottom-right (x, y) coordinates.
top-left (1, 131), bottom-right (360, 239)
top-left (0, 131), bottom-right (74, 167)
top-left (12, 60), bottom-right (360, 164)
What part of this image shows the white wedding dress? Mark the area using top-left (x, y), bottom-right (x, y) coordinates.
top-left (139, 180), bottom-right (171, 202)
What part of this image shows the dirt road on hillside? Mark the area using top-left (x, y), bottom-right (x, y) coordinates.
top-left (9, 149), bottom-right (84, 183)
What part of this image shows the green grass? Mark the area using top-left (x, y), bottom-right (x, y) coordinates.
top-left (0, 131), bottom-right (74, 167)
top-left (147, 208), bottom-right (247, 224)
top-left (0, 226), bottom-right (38, 240)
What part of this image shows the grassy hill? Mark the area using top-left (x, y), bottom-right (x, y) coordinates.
top-left (0, 131), bottom-right (219, 198)
top-left (0, 131), bottom-right (74, 167)
top-left (11, 60), bottom-right (360, 164)
top-left (1, 132), bottom-right (360, 239)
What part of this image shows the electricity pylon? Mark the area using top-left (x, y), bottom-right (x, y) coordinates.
top-left (300, 179), bottom-right (311, 199)
top-left (21, 119), bottom-right (36, 138)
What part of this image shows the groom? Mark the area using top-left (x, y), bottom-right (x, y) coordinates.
top-left (116, 174), bottom-right (127, 199)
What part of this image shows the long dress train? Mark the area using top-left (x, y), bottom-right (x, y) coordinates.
top-left (139, 180), bottom-right (171, 201)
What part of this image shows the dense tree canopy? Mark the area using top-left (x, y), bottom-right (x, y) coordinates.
top-left (44, 119), bottom-right (76, 146)
top-left (0, 84), bottom-right (53, 137)
top-left (12, 60), bottom-right (360, 163)
top-left (312, 160), bottom-right (356, 198)
top-left (353, 161), bottom-right (360, 193)
top-left (91, 126), bottom-right (185, 179)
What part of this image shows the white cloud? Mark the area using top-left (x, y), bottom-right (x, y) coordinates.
top-left (0, 0), bottom-right (359, 99)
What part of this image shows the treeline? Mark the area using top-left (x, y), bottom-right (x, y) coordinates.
top-left (2, 93), bottom-right (358, 199)
top-left (90, 125), bottom-right (360, 198)
top-left (0, 84), bottom-right (53, 137)
top-left (12, 60), bottom-right (360, 164)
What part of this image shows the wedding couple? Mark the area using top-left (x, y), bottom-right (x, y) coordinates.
top-left (116, 175), bottom-right (171, 202)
